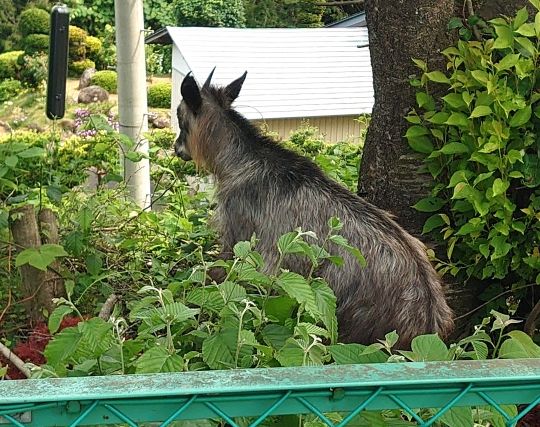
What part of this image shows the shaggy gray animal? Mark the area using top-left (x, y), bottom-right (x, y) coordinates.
top-left (174, 70), bottom-right (454, 347)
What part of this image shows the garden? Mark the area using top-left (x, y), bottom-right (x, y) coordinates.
top-left (1, 1), bottom-right (540, 426)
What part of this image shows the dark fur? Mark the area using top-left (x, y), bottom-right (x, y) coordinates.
top-left (174, 72), bottom-right (454, 347)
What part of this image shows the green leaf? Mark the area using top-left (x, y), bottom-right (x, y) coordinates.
top-left (18, 146), bottom-right (45, 158)
top-left (40, 244), bottom-right (68, 258)
top-left (233, 241), bottom-right (251, 258)
top-left (44, 326), bottom-right (82, 367)
top-left (492, 24), bottom-right (514, 49)
top-left (125, 151), bottom-right (146, 162)
top-left (328, 343), bottom-right (387, 364)
top-left (5, 155), bottom-right (18, 168)
top-left (536, 11), bottom-right (540, 36)
top-left (46, 185), bottom-right (63, 204)
top-left (439, 142), bottom-right (469, 155)
top-left (442, 93), bottom-right (466, 109)
top-left (507, 149), bottom-right (524, 164)
top-left (490, 235), bottom-right (512, 260)
top-left (439, 407), bottom-right (473, 427)
top-left (312, 278), bottom-right (338, 343)
top-left (405, 125), bottom-right (429, 138)
top-left (48, 305), bottom-right (74, 334)
top-left (276, 272), bottom-right (319, 316)
top-left (492, 178), bottom-right (509, 197)
top-left (445, 112), bottom-right (470, 128)
top-left (85, 253), bottom-right (102, 276)
top-left (514, 7), bottom-right (529, 27)
top-left (425, 71), bottom-right (450, 84)
top-left (470, 105), bottom-right (492, 118)
top-left (78, 207), bottom-right (93, 231)
top-left (516, 36), bottom-right (536, 56)
top-left (447, 17), bottom-right (463, 30)
top-left (262, 324), bottom-right (292, 349)
top-left (134, 346), bottom-right (183, 373)
top-left (264, 295), bottom-right (296, 323)
top-left (407, 135), bottom-right (434, 154)
top-left (413, 197), bottom-right (445, 212)
top-left (202, 331), bottom-right (236, 369)
top-left (471, 70), bottom-right (489, 85)
top-left (416, 92), bottom-right (435, 109)
top-left (427, 111), bottom-right (450, 124)
top-left (509, 105), bottom-right (532, 127)
top-left (499, 330), bottom-right (540, 358)
top-left (473, 171), bottom-right (494, 186)
top-left (219, 281), bottom-right (247, 302)
top-left (515, 22), bottom-right (535, 37)
top-left (407, 334), bottom-right (449, 361)
top-left (422, 214), bottom-right (446, 233)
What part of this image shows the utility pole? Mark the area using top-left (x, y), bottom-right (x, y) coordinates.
top-left (115, 0), bottom-right (151, 209)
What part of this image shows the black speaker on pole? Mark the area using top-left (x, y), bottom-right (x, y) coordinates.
top-left (46, 3), bottom-right (70, 120)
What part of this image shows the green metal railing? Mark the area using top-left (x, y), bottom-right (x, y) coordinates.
top-left (1, 359), bottom-right (540, 427)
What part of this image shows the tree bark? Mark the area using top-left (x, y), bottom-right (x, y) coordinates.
top-left (38, 208), bottom-right (65, 300)
top-left (359, 0), bottom-right (528, 335)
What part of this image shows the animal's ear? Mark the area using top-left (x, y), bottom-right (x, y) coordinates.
top-left (202, 66), bottom-right (216, 90)
top-left (224, 71), bottom-right (247, 104)
top-left (181, 72), bottom-right (202, 114)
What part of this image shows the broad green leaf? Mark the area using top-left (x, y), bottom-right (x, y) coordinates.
top-left (439, 142), bottom-right (469, 155)
top-left (499, 330), bottom-right (540, 358)
top-left (448, 170), bottom-right (473, 188)
top-left (473, 171), bottom-right (494, 186)
top-left (134, 346), bottom-right (183, 373)
top-left (440, 407), bottom-right (473, 427)
top-left (492, 178), bottom-right (509, 197)
top-left (509, 105), bottom-right (532, 127)
top-left (276, 272), bottom-right (319, 316)
top-left (407, 135), bottom-right (434, 154)
top-left (445, 112), bottom-right (469, 128)
top-left (48, 305), bottom-right (75, 334)
top-left (85, 253), bottom-right (103, 276)
top-left (202, 331), bottom-right (236, 369)
top-left (492, 24), bottom-right (514, 49)
top-left (159, 302), bottom-right (199, 323)
top-left (407, 334), bottom-right (449, 361)
top-left (471, 70), bottom-right (489, 85)
top-left (422, 214), bottom-right (446, 233)
top-left (442, 93), bottom-right (466, 109)
top-left (490, 235), bottom-right (512, 260)
top-left (78, 207), bottom-right (93, 231)
top-left (416, 92), bottom-right (435, 109)
top-left (470, 105), bottom-right (492, 118)
top-left (18, 146), bottom-right (45, 158)
top-left (515, 22), bottom-right (535, 37)
top-left (5, 155), bottom-right (18, 168)
top-left (516, 36), bottom-right (536, 56)
top-left (507, 149), bottom-right (524, 164)
top-left (233, 241), bottom-right (251, 258)
top-left (262, 324), bottom-right (292, 349)
top-left (536, 11), bottom-right (540, 36)
top-left (427, 111), bottom-right (450, 124)
top-left (46, 185), bottom-right (63, 204)
top-left (514, 7), bottom-right (529, 27)
top-left (312, 278), bottom-right (338, 342)
top-left (413, 197), bottom-right (445, 212)
top-left (405, 125), bottom-right (429, 138)
top-left (425, 71), bottom-right (450, 84)
top-left (275, 338), bottom-right (305, 367)
top-left (219, 281), bottom-right (247, 302)
top-left (40, 244), bottom-right (68, 258)
top-left (264, 295), bottom-right (296, 323)
top-left (328, 343), bottom-right (387, 364)
top-left (44, 326), bottom-right (83, 367)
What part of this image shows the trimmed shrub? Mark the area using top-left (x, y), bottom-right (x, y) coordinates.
top-left (0, 79), bottom-right (23, 102)
top-left (85, 36), bottom-right (102, 55)
top-left (147, 82), bottom-right (172, 108)
top-left (0, 0), bottom-right (17, 53)
top-left (22, 33), bottom-right (49, 55)
top-left (69, 25), bottom-right (88, 44)
top-left (90, 70), bottom-right (117, 93)
top-left (19, 53), bottom-right (47, 88)
top-left (69, 59), bottom-right (95, 77)
top-left (0, 50), bottom-right (22, 79)
top-left (18, 7), bottom-right (49, 37)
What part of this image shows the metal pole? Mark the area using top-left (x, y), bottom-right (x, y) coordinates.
top-left (115, 0), bottom-right (151, 209)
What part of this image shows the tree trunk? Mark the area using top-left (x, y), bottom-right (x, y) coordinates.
top-left (10, 206), bottom-right (65, 325)
top-left (359, 0), bottom-right (528, 336)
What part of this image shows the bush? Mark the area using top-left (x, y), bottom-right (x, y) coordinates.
top-left (407, 6), bottom-right (540, 317)
top-left (18, 7), bottom-right (49, 37)
top-left (21, 33), bottom-right (49, 55)
top-left (19, 53), bottom-right (47, 88)
top-left (147, 82), bottom-right (172, 108)
top-left (0, 50), bottom-right (22, 79)
top-left (0, 0), bottom-right (17, 53)
top-left (69, 25), bottom-right (88, 44)
top-left (85, 35), bottom-right (102, 55)
top-left (90, 70), bottom-right (117, 93)
top-left (69, 59), bottom-right (95, 77)
top-left (0, 79), bottom-right (23, 102)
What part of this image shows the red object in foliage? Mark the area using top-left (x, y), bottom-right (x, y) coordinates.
top-left (1, 316), bottom-right (83, 380)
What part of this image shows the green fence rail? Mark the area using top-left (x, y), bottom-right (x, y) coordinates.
top-left (1, 359), bottom-right (540, 427)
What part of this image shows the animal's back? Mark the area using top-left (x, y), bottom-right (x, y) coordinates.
top-left (215, 145), bottom-right (453, 347)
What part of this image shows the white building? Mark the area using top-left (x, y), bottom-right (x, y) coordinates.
top-left (147, 26), bottom-right (373, 143)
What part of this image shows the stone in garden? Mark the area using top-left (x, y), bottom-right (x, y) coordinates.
top-left (151, 115), bottom-right (170, 129)
top-left (78, 85), bottom-right (109, 104)
top-left (78, 68), bottom-right (96, 89)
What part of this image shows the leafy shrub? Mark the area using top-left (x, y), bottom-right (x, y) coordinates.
top-left (145, 128), bottom-right (175, 149)
top-left (407, 6), bottom-right (540, 316)
top-left (0, 50), bottom-right (22, 79)
top-left (19, 53), bottom-right (47, 88)
top-left (69, 59), bottom-right (95, 77)
top-left (90, 70), bottom-right (117, 93)
top-left (0, 79), bottom-right (23, 102)
top-left (18, 7), bottom-right (49, 37)
top-left (69, 25), bottom-right (87, 44)
top-left (84, 35), bottom-right (102, 55)
top-left (21, 33), bottom-right (49, 55)
top-left (175, 0), bottom-right (246, 27)
top-left (0, 0), bottom-right (17, 53)
top-left (147, 82), bottom-right (172, 108)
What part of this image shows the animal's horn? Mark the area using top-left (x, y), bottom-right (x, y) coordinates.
top-left (202, 67), bottom-right (216, 89)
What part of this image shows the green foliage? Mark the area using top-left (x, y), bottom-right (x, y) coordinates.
top-left (0, 79), bottom-right (23, 103)
top-left (244, 0), bottom-right (324, 28)
top-left (18, 7), bottom-right (49, 37)
top-left (0, 0), bottom-right (17, 53)
top-left (69, 59), bottom-right (95, 77)
top-left (18, 53), bottom-right (47, 88)
top-left (21, 33), bottom-right (49, 55)
top-left (147, 82), bottom-right (172, 108)
top-left (174, 0), bottom-right (246, 27)
top-left (283, 123), bottom-right (362, 191)
top-left (69, 25), bottom-right (88, 44)
top-left (144, 0), bottom-right (176, 30)
top-left (407, 6), bottom-right (540, 316)
top-left (90, 70), bottom-right (117, 93)
top-left (84, 35), bottom-right (102, 55)
top-left (0, 50), bottom-right (22, 80)
top-left (67, 0), bottom-right (115, 36)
